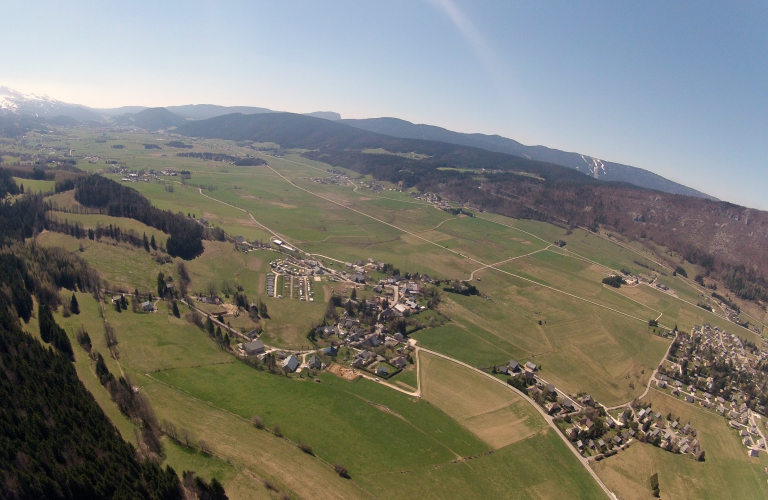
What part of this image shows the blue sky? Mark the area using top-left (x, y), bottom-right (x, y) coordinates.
top-left (2, 1), bottom-right (766, 208)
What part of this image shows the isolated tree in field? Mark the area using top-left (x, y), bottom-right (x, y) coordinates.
top-left (115, 300), bottom-right (122, 313)
top-left (350, 288), bottom-right (357, 300)
top-left (325, 299), bottom-right (338, 320)
top-left (157, 271), bottom-right (165, 298)
top-left (258, 300), bottom-right (268, 318)
top-left (223, 333), bottom-right (230, 348)
top-left (150, 234), bottom-right (157, 250)
top-left (76, 327), bottom-right (91, 352)
top-left (142, 232), bottom-right (150, 252)
top-left (180, 427), bottom-right (193, 447)
top-left (37, 303), bottom-right (74, 359)
top-left (172, 300), bottom-right (180, 318)
top-left (70, 293), bottom-right (80, 315)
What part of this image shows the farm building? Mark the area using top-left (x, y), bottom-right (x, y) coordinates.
top-left (244, 339), bottom-right (265, 356)
top-left (282, 355), bottom-right (300, 372)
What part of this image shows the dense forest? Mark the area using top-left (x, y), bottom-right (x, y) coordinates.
top-left (0, 180), bottom-right (225, 498)
top-left (0, 226), bottom-right (182, 498)
top-left (74, 176), bottom-right (205, 259)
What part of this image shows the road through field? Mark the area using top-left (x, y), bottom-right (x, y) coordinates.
top-left (420, 348), bottom-right (617, 500)
top-left (263, 163), bottom-right (670, 330)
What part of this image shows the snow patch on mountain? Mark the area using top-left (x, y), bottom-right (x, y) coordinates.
top-left (580, 154), bottom-right (607, 178)
top-left (0, 86), bottom-right (68, 117)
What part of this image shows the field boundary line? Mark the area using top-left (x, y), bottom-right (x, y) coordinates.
top-left (419, 349), bottom-right (617, 500)
top-left (265, 163), bottom-right (667, 330)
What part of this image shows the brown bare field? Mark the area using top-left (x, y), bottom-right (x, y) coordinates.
top-left (420, 352), bottom-right (545, 449)
top-left (328, 363), bottom-right (359, 381)
top-left (46, 189), bottom-right (82, 209)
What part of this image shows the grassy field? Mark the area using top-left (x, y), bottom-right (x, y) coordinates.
top-left (356, 430), bottom-right (608, 499)
top-left (14, 176), bottom-right (55, 194)
top-left (152, 361), bottom-right (487, 478)
top-left (417, 262), bottom-right (670, 405)
top-left (420, 352), bottom-right (545, 449)
top-left (36, 231), bottom-right (173, 293)
top-left (593, 390), bottom-right (768, 499)
top-left (18, 129), bottom-right (763, 498)
top-left (47, 210), bottom-right (171, 245)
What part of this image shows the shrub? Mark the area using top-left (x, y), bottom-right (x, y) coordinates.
top-left (650, 472), bottom-right (660, 497)
top-left (298, 443), bottom-right (314, 456)
top-left (602, 275), bottom-right (625, 288)
top-left (251, 415), bottom-right (264, 429)
top-left (333, 464), bottom-right (349, 478)
top-left (263, 479), bottom-right (278, 492)
top-left (272, 425), bottom-right (282, 437)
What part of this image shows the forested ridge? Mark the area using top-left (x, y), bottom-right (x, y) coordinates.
top-left (74, 175), bottom-right (205, 260)
top-left (0, 174), bottom-right (226, 499)
top-left (0, 244), bottom-right (183, 499)
top-left (302, 150), bottom-right (768, 304)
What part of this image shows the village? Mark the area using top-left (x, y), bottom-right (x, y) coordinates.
top-left (652, 323), bottom-right (768, 458)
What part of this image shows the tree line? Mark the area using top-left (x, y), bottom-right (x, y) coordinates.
top-left (74, 175), bottom-right (205, 260)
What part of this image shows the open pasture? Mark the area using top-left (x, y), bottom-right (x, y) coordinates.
top-left (418, 265), bottom-right (670, 405)
top-left (152, 361), bottom-right (487, 478)
top-left (47, 210), bottom-right (171, 245)
top-left (36, 231), bottom-right (171, 292)
top-left (356, 428), bottom-right (608, 499)
top-left (14, 176), bottom-right (55, 194)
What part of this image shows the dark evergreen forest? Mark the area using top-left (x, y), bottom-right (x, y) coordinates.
top-left (74, 176), bottom-right (205, 259)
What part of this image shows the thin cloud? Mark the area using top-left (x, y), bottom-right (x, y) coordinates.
top-left (425, 0), bottom-right (500, 79)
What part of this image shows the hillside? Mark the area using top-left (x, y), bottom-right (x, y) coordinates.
top-left (173, 111), bottom-right (768, 299)
top-left (112, 107), bottom-right (187, 130)
top-left (342, 117), bottom-right (714, 199)
top-left (166, 104), bottom-right (273, 120)
top-left (175, 112), bottom-right (594, 183)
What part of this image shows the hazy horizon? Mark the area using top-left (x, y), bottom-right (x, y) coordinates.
top-left (2, 1), bottom-right (767, 209)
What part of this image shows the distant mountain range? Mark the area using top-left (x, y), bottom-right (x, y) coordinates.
top-left (341, 117), bottom-right (713, 199)
top-left (0, 85), bottom-right (711, 199)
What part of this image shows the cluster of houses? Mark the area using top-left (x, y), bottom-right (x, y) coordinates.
top-left (412, 192), bottom-right (451, 210)
top-left (111, 294), bottom-right (155, 312)
top-left (657, 325), bottom-right (768, 417)
top-left (652, 324), bottom-right (768, 458)
top-left (627, 408), bottom-right (705, 460)
top-left (309, 173), bottom-right (351, 186)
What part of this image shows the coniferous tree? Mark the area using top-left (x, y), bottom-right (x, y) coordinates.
top-left (206, 316), bottom-right (214, 336)
top-left (172, 300), bottom-right (180, 318)
top-left (150, 234), bottom-right (157, 250)
top-left (143, 232), bottom-right (150, 252)
top-left (70, 292), bottom-right (80, 315)
top-left (157, 271), bottom-right (166, 298)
